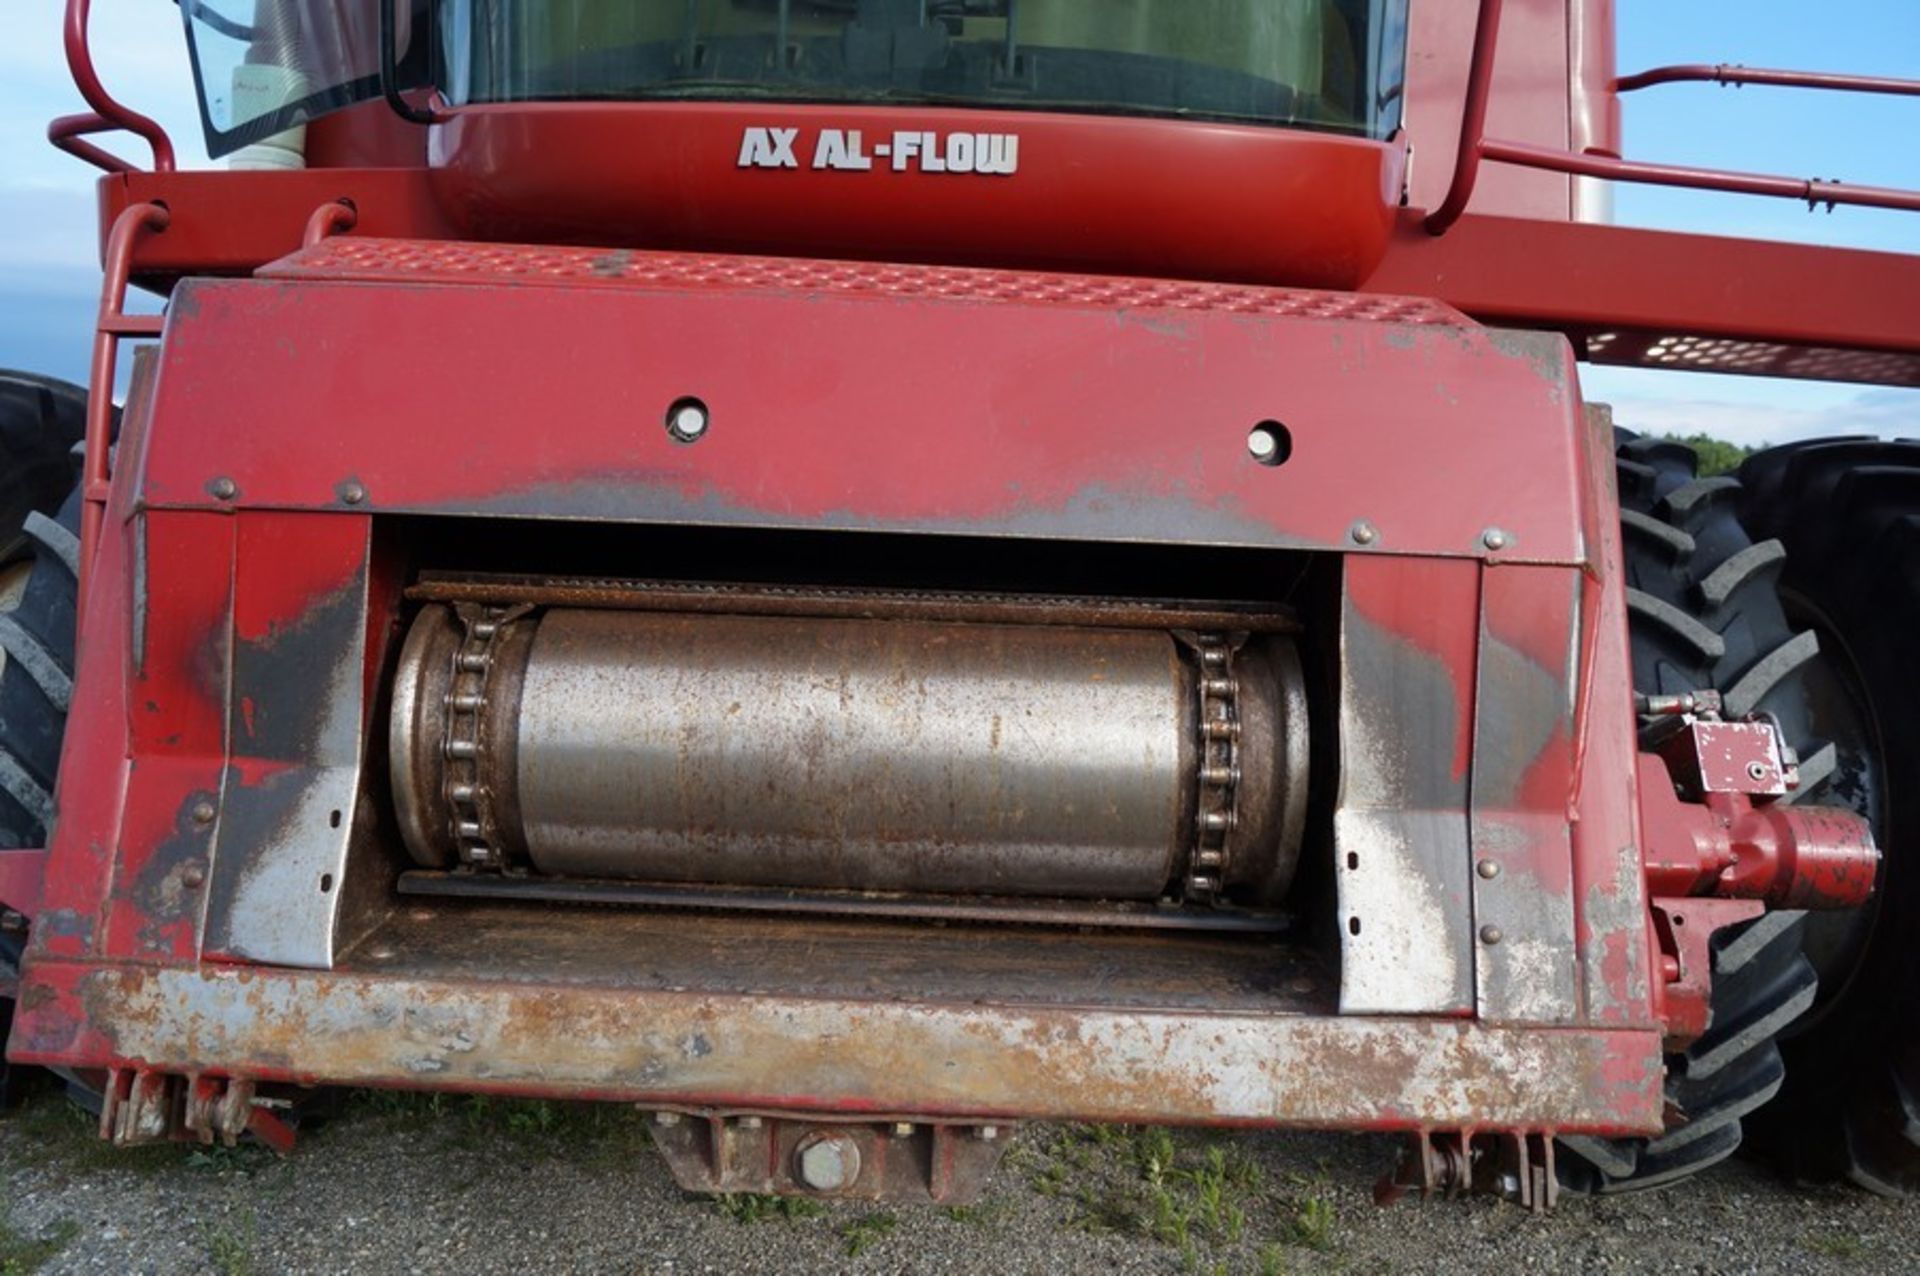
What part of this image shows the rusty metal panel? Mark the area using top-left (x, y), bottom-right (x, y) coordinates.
top-left (1470, 564), bottom-right (1581, 1024)
top-left (201, 514), bottom-right (372, 969)
top-left (13, 959), bottom-right (1665, 1135)
top-left (1334, 557), bottom-right (1479, 1015)
top-left (1566, 412), bottom-right (1657, 1027)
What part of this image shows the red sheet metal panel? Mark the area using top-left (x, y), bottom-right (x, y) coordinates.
top-left (136, 239), bottom-right (1590, 564)
top-left (99, 512), bottom-right (234, 963)
top-left (1471, 563), bottom-right (1582, 1024)
top-left (1364, 212), bottom-right (1920, 387)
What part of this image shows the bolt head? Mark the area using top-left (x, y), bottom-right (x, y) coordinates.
top-left (340, 481), bottom-right (367, 505)
top-left (209, 477), bottom-right (237, 501)
top-left (796, 1135), bottom-right (861, 1192)
top-left (191, 801), bottom-right (217, 825)
top-left (653, 1110), bottom-right (682, 1127)
top-left (1350, 520), bottom-right (1379, 547)
top-left (1476, 859), bottom-right (1500, 880)
top-left (891, 1122), bottom-right (915, 1138)
top-left (181, 863), bottom-right (206, 888)
top-left (975, 1125), bottom-right (1001, 1142)
top-left (667, 400), bottom-right (710, 443)
top-left (1746, 761), bottom-right (1770, 782)
top-left (1481, 528), bottom-right (1509, 551)
top-left (1247, 427), bottom-right (1280, 462)
top-left (1479, 925), bottom-right (1503, 946)
top-left (737, 1115), bottom-right (764, 1130)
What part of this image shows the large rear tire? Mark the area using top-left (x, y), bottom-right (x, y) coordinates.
top-left (0, 372), bottom-right (86, 568)
top-left (1558, 435), bottom-right (1825, 1192)
top-left (0, 377), bottom-right (85, 1109)
top-left (1737, 438), bottom-right (1919, 1196)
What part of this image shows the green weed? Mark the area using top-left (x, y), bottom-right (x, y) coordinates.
top-left (840, 1211), bottom-right (897, 1257)
top-left (715, 1194), bottom-right (825, 1225)
top-left (200, 1210), bottom-right (256, 1276)
top-left (1803, 1231), bottom-right (1863, 1260)
top-left (1286, 1195), bottom-right (1336, 1251)
top-left (0, 1201), bottom-right (77, 1276)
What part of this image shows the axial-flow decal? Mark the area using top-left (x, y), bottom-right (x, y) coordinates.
top-left (739, 127), bottom-right (1019, 175)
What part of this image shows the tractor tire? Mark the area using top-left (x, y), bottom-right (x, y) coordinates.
top-left (0, 484), bottom-right (81, 853)
top-left (0, 372), bottom-right (86, 567)
top-left (0, 380), bottom-right (84, 1109)
top-left (1558, 434), bottom-right (1825, 1193)
top-left (1735, 438), bottom-right (1919, 1196)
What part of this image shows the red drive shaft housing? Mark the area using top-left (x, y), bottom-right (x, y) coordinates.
top-left (1639, 716), bottom-right (1878, 911)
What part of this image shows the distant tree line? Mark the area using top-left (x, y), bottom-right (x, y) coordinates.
top-left (1663, 432), bottom-right (1756, 477)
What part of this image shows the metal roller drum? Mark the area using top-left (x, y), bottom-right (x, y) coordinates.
top-left (391, 603), bottom-right (1308, 907)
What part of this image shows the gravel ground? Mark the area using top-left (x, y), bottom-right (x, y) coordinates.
top-left (1, 1090), bottom-right (1913, 1275)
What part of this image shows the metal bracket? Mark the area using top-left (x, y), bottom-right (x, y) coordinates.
top-left (648, 1109), bottom-right (1012, 1204)
top-left (98, 1069), bottom-right (297, 1153)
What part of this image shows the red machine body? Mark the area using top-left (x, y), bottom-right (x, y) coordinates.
top-left (3, 0), bottom-right (1905, 1203)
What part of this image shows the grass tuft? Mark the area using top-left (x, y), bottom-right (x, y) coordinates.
top-left (0, 1199), bottom-right (78, 1276)
top-left (715, 1193), bottom-right (825, 1225)
top-left (200, 1210), bottom-right (256, 1276)
top-left (840, 1211), bottom-right (897, 1257)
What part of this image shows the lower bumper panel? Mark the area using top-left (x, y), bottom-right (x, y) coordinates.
top-left (13, 958), bottom-right (1662, 1135)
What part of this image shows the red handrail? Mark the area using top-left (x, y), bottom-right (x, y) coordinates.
top-left (56, 0), bottom-right (175, 173)
top-left (1427, 0), bottom-right (1920, 234)
top-left (1423, 0), bottom-right (1507, 238)
top-left (77, 202), bottom-right (171, 635)
top-left (1480, 140), bottom-right (1920, 216)
top-left (1617, 64), bottom-right (1920, 97)
top-left (302, 200), bottom-right (360, 248)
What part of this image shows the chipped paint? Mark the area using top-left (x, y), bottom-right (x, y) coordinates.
top-left (1335, 560), bottom-right (1479, 1015)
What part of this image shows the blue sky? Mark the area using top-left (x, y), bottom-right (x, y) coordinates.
top-left (1, 0), bottom-right (1915, 444)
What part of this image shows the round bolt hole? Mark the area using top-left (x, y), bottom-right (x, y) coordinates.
top-left (666, 397), bottom-right (710, 443)
top-left (1247, 421), bottom-right (1292, 467)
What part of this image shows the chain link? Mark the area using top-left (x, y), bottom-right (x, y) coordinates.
top-left (1185, 635), bottom-right (1240, 904)
top-left (441, 603), bottom-right (530, 870)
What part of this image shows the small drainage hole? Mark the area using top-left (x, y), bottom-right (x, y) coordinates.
top-left (328, 808), bottom-right (342, 829)
top-left (1348, 916), bottom-right (1362, 936)
top-left (319, 873), bottom-right (334, 894)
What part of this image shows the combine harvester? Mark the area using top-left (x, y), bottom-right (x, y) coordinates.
top-left (2, 0), bottom-right (1914, 1205)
